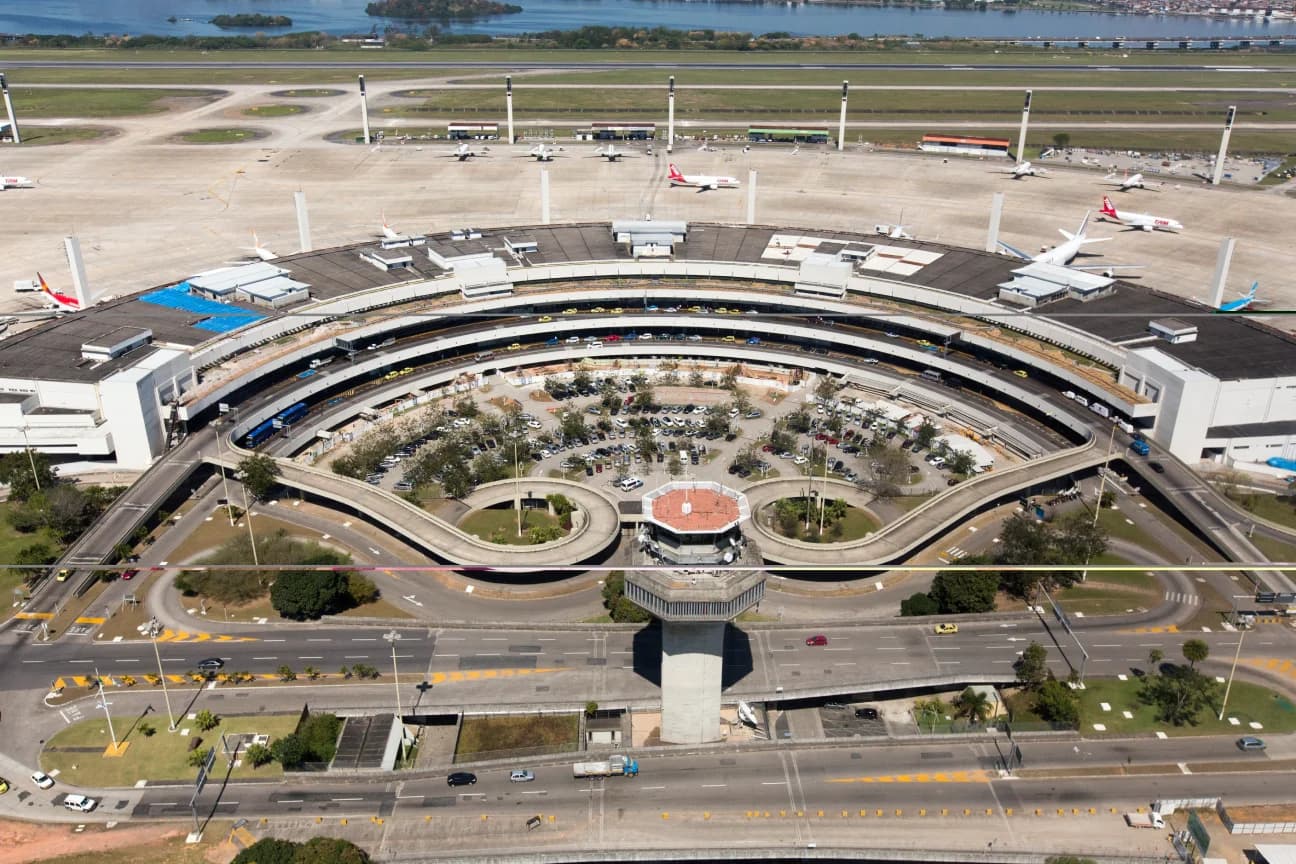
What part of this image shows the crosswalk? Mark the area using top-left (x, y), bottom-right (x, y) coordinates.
top-left (937, 546), bottom-right (969, 564)
top-left (1164, 591), bottom-right (1200, 606)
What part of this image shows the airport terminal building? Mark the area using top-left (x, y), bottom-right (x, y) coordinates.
top-left (0, 221), bottom-right (1293, 476)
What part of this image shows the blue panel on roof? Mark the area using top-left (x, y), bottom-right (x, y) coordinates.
top-left (139, 283), bottom-right (265, 334)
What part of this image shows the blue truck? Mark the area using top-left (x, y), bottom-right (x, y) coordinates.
top-left (1130, 439), bottom-right (1150, 456)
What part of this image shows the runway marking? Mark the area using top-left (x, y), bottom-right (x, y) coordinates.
top-left (829, 769), bottom-right (991, 785)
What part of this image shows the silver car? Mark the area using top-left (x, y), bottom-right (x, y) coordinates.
top-left (509, 769), bottom-right (535, 783)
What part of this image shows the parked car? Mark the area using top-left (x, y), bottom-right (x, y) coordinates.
top-left (855, 707), bottom-right (880, 720)
top-left (31, 771), bottom-right (54, 790)
top-left (63, 794), bottom-right (96, 813)
top-left (447, 771), bottom-right (478, 787)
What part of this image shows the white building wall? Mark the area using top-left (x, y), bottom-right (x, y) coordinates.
top-left (99, 349), bottom-right (192, 469)
top-left (1124, 347), bottom-right (1219, 462)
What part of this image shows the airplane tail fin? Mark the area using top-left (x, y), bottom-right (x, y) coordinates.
top-left (37, 272), bottom-right (51, 295)
top-left (667, 163), bottom-right (684, 181)
top-left (1100, 196), bottom-right (1118, 217)
top-left (1248, 281), bottom-right (1258, 298)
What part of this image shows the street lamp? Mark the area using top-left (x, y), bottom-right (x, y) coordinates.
top-left (1079, 422), bottom-right (1119, 584)
top-left (19, 424), bottom-right (42, 492)
top-left (1218, 624), bottom-right (1247, 721)
top-left (383, 630), bottom-right (409, 764)
top-left (212, 419), bottom-right (236, 527)
top-left (146, 617), bottom-right (177, 731)
top-left (94, 666), bottom-right (120, 753)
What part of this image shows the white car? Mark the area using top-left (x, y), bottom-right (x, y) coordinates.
top-left (63, 794), bottom-right (96, 813)
top-left (509, 769), bottom-right (536, 783)
top-left (31, 771), bottom-right (54, 790)
top-left (793, 455), bottom-right (809, 465)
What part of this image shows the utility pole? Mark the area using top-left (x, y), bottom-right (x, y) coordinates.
top-left (147, 618), bottom-right (176, 731)
top-left (1079, 422), bottom-right (1118, 583)
top-left (1218, 625), bottom-right (1246, 721)
top-left (94, 667), bottom-right (120, 753)
top-left (383, 630), bottom-right (408, 764)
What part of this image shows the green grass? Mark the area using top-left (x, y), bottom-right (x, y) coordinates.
top-left (10, 87), bottom-right (217, 118)
top-left (41, 712), bottom-right (303, 787)
top-left (242, 103), bottom-right (306, 117)
top-left (6, 67), bottom-right (464, 85)
top-left (1222, 489), bottom-right (1296, 531)
top-left (1076, 677), bottom-right (1296, 737)
top-left (458, 507), bottom-right (567, 545)
top-left (766, 501), bottom-right (880, 542)
top-left (8, 125), bottom-right (114, 145)
top-left (0, 501), bottom-right (63, 609)
top-left (178, 127), bottom-right (263, 144)
top-left (1055, 585), bottom-right (1155, 616)
top-left (455, 714), bottom-right (580, 761)
top-left (1250, 532), bottom-right (1296, 563)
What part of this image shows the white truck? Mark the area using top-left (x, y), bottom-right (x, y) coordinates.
top-left (1124, 812), bottom-right (1165, 829)
top-left (573, 754), bottom-right (639, 779)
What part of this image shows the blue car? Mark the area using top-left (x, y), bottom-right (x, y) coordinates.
top-left (747, 337), bottom-right (761, 345)
top-left (545, 336), bottom-right (559, 346)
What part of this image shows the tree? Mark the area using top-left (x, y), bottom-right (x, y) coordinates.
top-left (899, 592), bottom-right (938, 617)
top-left (1034, 678), bottom-right (1080, 725)
top-left (346, 572), bottom-right (379, 606)
top-left (929, 570), bottom-right (997, 614)
top-left (601, 571), bottom-right (650, 623)
top-left (860, 446), bottom-right (911, 500)
top-left (13, 542), bottom-right (56, 581)
top-left (233, 839), bottom-right (300, 864)
top-left (298, 712), bottom-right (342, 763)
top-left (1015, 641), bottom-right (1049, 690)
top-left (195, 709), bottom-right (219, 732)
top-left (187, 746), bottom-right (213, 768)
top-left (245, 742), bottom-right (273, 767)
top-left (528, 524), bottom-right (564, 544)
top-left (1147, 647), bottom-right (1164, 671)
top-left (953, 687), bottom-right (992, 726)
top-left (0, 450), bottom-right (58, 502)
top-left (1051, 132), bottom-right (1071, 150)
top-left (270, 570), bottom-right (350, 620)
top-left (944, 449), bottom-right (977, 476)
top-left (1141, 665), bottom-right (1217, 726)
top-left (915, 419), bottom-right (939, 450)
top-left (1182, 638), bottom-right (1209, 670)
top-left (278, 665), bottom-right (297, 681)
top-left (292, 837), bottom-right (370, 864)
top-left (585, 701), bottom-right (599, 717)
top-left (237, 454), bottom-right (281, 501)
top-left (271, 733), bottom-right (307, 768)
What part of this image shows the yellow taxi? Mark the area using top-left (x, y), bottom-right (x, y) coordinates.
top-left (610, 307), bottom-right (623, 315)
top-left (507, 343), bottom-right (522, 351)
top-left (55, 568), bottom-right (71, 582)
top-left (1013, 369), bottom-right (1028, 379)
top-left (933, 623), bottom-right (959, 635)
top-left (0, 777), bottom-right (9, 795)
top-left (590, 306), bottom-right (607, 314)
top-left (716, 307), bottom-right (729, 315)
top-left (400, 367), bottom-right (414, 376)
top-left (563, 308), bottom-right (578, 315)
top-left (688, 305), bottom-right (703, 313)
top-left (722, 335), bottom-right (737, 343)
top-left (727, 308), bottom-right (742, 315)
top-left (539, 315), bottom-right (552, 323)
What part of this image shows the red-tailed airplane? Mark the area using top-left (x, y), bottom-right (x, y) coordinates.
top-left (37, 272), bottom-right (81, 312)
top-left (667, 163), bottom-right (740, 192)
top-left (1099, 195), bottom-right (1183, 232)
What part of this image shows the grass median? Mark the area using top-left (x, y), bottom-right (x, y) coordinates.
top-left (1076, 677), bottom-right (1296, 737)
top-left (41, 712), bottom-right (302, 787)
top-left (456, 714), bottom-right (579, 762)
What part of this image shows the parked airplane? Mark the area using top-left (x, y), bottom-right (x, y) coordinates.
top-left (874, 223), bottom-right (914, 241)
top-left (444, 142), bottom-right (486, 161)
top-left (1000, 161), bottom-right (1047, 179)
top-left (998, 211), bottom-right (1142, 276)
top-left (1102, 171), bottom-right (1157, 191)
top-left (593, 143), bottom-right (634, 161)
top-left (1100, 196), bottom-right (1183, 232)
top-left (524, 143), bottom-right (561, 161)
top-left (1216, 281), bottom-right (1262, 312)
top-left (1, 174), bottom-right (33, 190)
top-left (242, 231), bottom-right (278, 262)
top-left (36, 273), bottom-right (81, 312)
top-left (667, 163), bottom-right (740, 192)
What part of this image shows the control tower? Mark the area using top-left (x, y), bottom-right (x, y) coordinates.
top-left (626, 481), bottom-right (764, 744)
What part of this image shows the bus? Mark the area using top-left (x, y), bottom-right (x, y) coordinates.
top-left (277, 402), bottom-right (309, 427)
top-left (244, 419), bottom-right (277, 447)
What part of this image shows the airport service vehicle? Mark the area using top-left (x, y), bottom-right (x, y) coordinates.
top-left (1130, 439), bottom-right (1150, 456)
top-left (573, 755), bottom-right (639, 778)
top-left (0, 175), bottom-right (33, 190)
top-left (1124, 812), bottom-right (1165, 829)
top-left (1100, 196), bottom-right (1183, 232)
top-left (667, 163), bottom-right (740, 192)
top-left (63, 794), bottom-right (97, 813)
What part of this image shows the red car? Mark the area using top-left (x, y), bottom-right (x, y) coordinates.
top-left (761, 444), bottom-right (774, 452)
top-left (121, 569), bottom-right (139, 580)
top-left (827, 437), bottom-right (840, 446)
top-left (814, 433), bottom-right (828, 441)
top-left (605, 334), bottom-right (622, 342)
top-left (805, 634), bottom-right (829, 647)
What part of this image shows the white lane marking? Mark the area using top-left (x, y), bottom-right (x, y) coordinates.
top-left (298, 656), bottom-right (324, 660)
top-left (21, 659), bottom-right (45, 664)
top-left (640, 786), bottom-right (666, 791)
top-left (761, 781), bottom-right (788, 786)
top-left (332, 797), bottom-right (364, 802)
top-left (343, 655), bottom-right (370, 659)
top-left (252, 657), bottom-right (278, 661)
top-left (263, 639), bottom-right (286, 643)
top-left (307, 638), bottom-right (332, 643)
top-left (352, 638), bottom-right (377, 642)
top-left (701, 784), bottom-right (727, 788)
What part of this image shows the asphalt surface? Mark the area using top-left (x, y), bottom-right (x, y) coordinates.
top-left (6, 61), bottom-right (1296, 72)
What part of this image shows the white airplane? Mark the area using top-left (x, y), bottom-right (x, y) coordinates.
top-left (524, 143), bottom-right (561, 161)
top-left (667, 163), bottom-right (740, 192)
top-left (36, 272), bottom-right (81, 313)
top-left (1100, 195), bottom-right (1183, 232)
top-left (444, 142), bottom-right (486, 161)
top-left (378, 213), bottom-right (402, 241)
top-left (1, 174), bottom-right (33, 190)
top-left (1000, 161), bottom-right (1047, 179)
top-left (1103, 170), bottom-right (1157, 191)
top-left (241, 231), bottom-right (278, 262)
top-left (593, 143), bottom-right (634, 161)
top-left (874, 223), bottom-right (914, 241)
top-left (999, 211), bottom-right (1143, 277)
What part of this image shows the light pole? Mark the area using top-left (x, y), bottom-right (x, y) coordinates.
top-left (383, 630), bottom-right (408, 764)
top-left (147, 618), bottom-right (176, 731)
top-left (1079, 422), bottom-right (1119, 584)
top-left (19, 425), bottom-right (42, 492)
top-left (212, 420), bottom-right (236, 527)
top-left (818, 444), bottom-right (830, 537)
top-left (1218, 625), bottom-right (1247, 721)
top-left (94, 667), bottom-right (120, 752)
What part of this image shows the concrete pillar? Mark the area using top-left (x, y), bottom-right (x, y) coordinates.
top-left (63, 236), bottom-right (89, 308)
top-left (746, 169), bottom-right (757, 225)
top-left (506, 75), bottom-right (515, 144)
top-left (294, 190), bottom-right (312, 253)
top-left (540, 168), bottom-right (550, 224)
top-left (666, 76), bottom-right (675, 154)
top-left (358, 74), bottom-right (371, 145)
top-left (1209, 236), bottom-right (1236, 308)
top-left (837, 81), bottom-right (848, 152)
top-left (1015, 89), bottom-right (1032, 164)
top-left (985, 192), bottom-right (1005, 253)
top-left (0, 73), bottom-right (18, 144)
top-left (1212, 105), bottom-right (1236, 186)
top-left (659, 620), bottom-right (725, 744)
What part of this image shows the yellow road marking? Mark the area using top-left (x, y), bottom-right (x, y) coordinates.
top-left (15, 611), bottom-right (53, 620)
top-left (829, 770), bottom-right (991, 784)
top-left (74, 616), bottom-right (105, 625)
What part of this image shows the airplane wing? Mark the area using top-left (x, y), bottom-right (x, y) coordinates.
top-left (995, 240), bottom-right (1034, 260)
top-left (1069, 262), bottom-right (1146, 275)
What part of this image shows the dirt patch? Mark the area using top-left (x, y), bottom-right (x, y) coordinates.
top-left (0, 819), bottom-right (190, 864)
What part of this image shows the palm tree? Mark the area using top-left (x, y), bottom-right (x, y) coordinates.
top-left (954, 687), bottom-right (993, 726)
top-left (1182, 639), bottom-right (1209, 670)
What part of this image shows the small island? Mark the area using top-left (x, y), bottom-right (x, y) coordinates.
top-left (365, 0), bottom-right (522, 20)
top-left (209, 13), bottom-right (294, 29)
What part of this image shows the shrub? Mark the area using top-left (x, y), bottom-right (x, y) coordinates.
top-left (346, 572), bottom-right (379, 606)
top-left (233, 838), bottom-right (299, 864)
top-left (278, 665), bottom-right (297, 682)
top-left (245, 742), bottom-right (273, 768)
top-left (187, 746), bottom-right (213, 768)
top-left (271, 733), bottom-right (307, 768)
top-left (271, 570), bottom-right (350, 620)
top-left (195, 709), bottom-right (219, 732)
